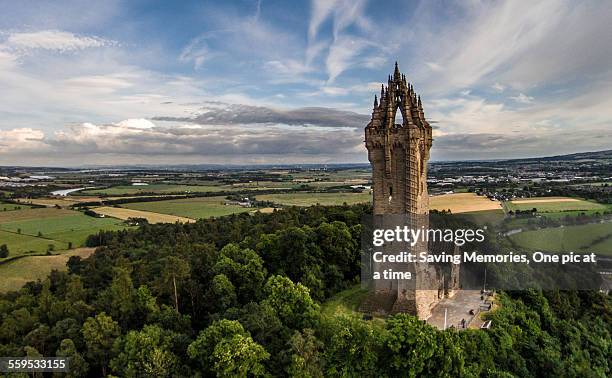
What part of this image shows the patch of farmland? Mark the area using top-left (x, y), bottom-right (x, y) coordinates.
top-left (256, 192), bottom-right (372, 206)
top-left (430, 193), bottom-right (502, 213)
top-left (0, 230), bottom-right (65, 259)
top-left (509, 222), bottom-right (612, 256)
top-left (93, 206), bottom-right (195, 224)
top-left (0, 211), bottom-right (123, 237)
top-left (15, 196), bottom-right (102, 207)
top-left (81, 184), bottom-right (228, 196)
top-left (506, 197), bottom-right (607, 212)
top-left (118, 196), bottom-right (251, 219)
top-left (0, 207), bottom-right (75, 223)
top-left (0, 202), bottom-right (33, 211)
top-left (0, 248), bottom-right (95, 293)
top-left (455, 209), bottom-right (506, 225)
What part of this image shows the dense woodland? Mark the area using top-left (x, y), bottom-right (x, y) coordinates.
top-left (0, 204), bottom-right (610, 377)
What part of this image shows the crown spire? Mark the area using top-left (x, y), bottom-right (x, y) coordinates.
top-left (393, 61), bottom-right (401, 80)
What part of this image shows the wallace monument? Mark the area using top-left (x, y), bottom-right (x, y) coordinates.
top-left (361, 63), bottom-right (459, 320)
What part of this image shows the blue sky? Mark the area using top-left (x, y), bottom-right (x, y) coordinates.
top-left (0, 0), bottom-right (611, 165)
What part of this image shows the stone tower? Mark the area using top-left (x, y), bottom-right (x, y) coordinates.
top-left (365, 62), bottom-right (432, 215)
top-left (363, 63), bottom-right (446, 320)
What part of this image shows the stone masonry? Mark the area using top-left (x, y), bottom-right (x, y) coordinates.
top-left (362, 63), bottom-right (458, 320)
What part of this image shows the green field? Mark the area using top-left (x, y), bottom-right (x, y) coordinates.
top-left (509, 222), bottom-right (612, 255)
top-left (0, 230), bottom-right (59, 257)
top-left (456, 209), bottom-right (506, 225)
top-left (0, 248), bottom-right (94, 293)
top-left (81, 184), bottom-right (224, 195)
top-left (504, 198), bottom-right (608, 213)
top-left (257, 192), bottom-right (372, 206)
top-left (120, 196), bottom-right (252, 219)
top-left (0, 208), bottom-right (128, 259)
top-left (0, 201), bottom-right (32, 211)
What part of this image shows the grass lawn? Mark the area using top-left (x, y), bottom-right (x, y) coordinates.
top-left (0, 248), bottom-right (95, 293)
top-left (120, 196), bottom-right (252, 219)
top-left (320, 285), bottom-right (386, 327)
top-left (505, 197), bottom-right (608, 213)
top-left (256, 192), bottom-right (372, 206)
top-left (321, 285), bottom-right (371, 318)
top-left (509, 222), bottom-right (612, 255)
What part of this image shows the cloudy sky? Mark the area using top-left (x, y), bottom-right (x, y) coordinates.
top-left (0, 0), bottom-right (611, 166)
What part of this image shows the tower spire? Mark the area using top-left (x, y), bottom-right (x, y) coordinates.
top-left (393, 61), bottom-right (401, 80)
top-left (374, 94), bottom-right (378, 108)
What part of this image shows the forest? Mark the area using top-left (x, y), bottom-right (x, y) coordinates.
top-left (0, 204), bottom-right (609, 377)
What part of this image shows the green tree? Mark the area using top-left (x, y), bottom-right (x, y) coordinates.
top-left (320, 315), bottom-right (383, 376)
top-left (188, 319), bottom-right (269, 377)
top-left (214, 244), bottom-right (266, 303)
top-left (262, 275), bottom-right (319, 330)
top-left (110, 325), bottom-right (178, 377)
top-left (159, 256), bottom-right (190, 313)
top-left (287, 329), bottom-right (324, 378)
top-left (384, 314), bottom-right (465, 377)
top-left (55, 339), bottom-right (88, 378)
top-left (0, 244), bottom-right (8, 258)
top-left (81, 312), bottom-right (120, 376)
top-left (213, 333), bottom-right (269, 377)
top-left (107, 267), bottom-right (137, 326)
top-left (210, 274), bottom-right (237, 312)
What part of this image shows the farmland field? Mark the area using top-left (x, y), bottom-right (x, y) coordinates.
top-left (256, 192), bottom-right (372, 206)
top-left (430, 193), bottom-right (502, 213)
top-left (256, 191), bottom-right (503, 214)
top-left (0, 207), bottom-right (74, 222)
top-left (93, 206), bottom-right (195, 223)
top-left (15, 196), bottom-right (102, 207)
top-left (456, 209), bottom-right (506, 225)
top-left (118, 196), bottom-right (251, 219)
top-left (509, 222), bottom-right (612, 256)
top-left (0, 248), bottom-right (95, 293)
top-left (0, 208), bottom-right (128, 258)
top-left (0, 230), bottom-right (60, 258)
top-left (81, 184), bottom-right (224, 195)
top-left (505, 197), bottom-right (607, 212)
top-left (0, 201), bottom-right (33, 211)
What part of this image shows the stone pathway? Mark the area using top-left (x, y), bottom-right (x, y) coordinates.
top-left (427, 290), bottom-right (488, 330)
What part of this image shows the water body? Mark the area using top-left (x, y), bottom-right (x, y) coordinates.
top-left (51, 187), bottom-right (86, 196)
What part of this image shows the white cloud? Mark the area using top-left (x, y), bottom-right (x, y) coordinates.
top-left (510, 93), bottom-right (534, 104)
top-left (2, 30), bottom-right (115, 52)
top-left (307, 0), bottom-right (378, 82)
top-left (492, 82), bottom-right (506, 92)
top-left (115, 118), bottom-right (156, 130)
top-left (0, 128), bottom-right (47, 153)
top-left (425, 62), bottom-right (443, 72)
top-left (179, 36), bottom-right (210, 69)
